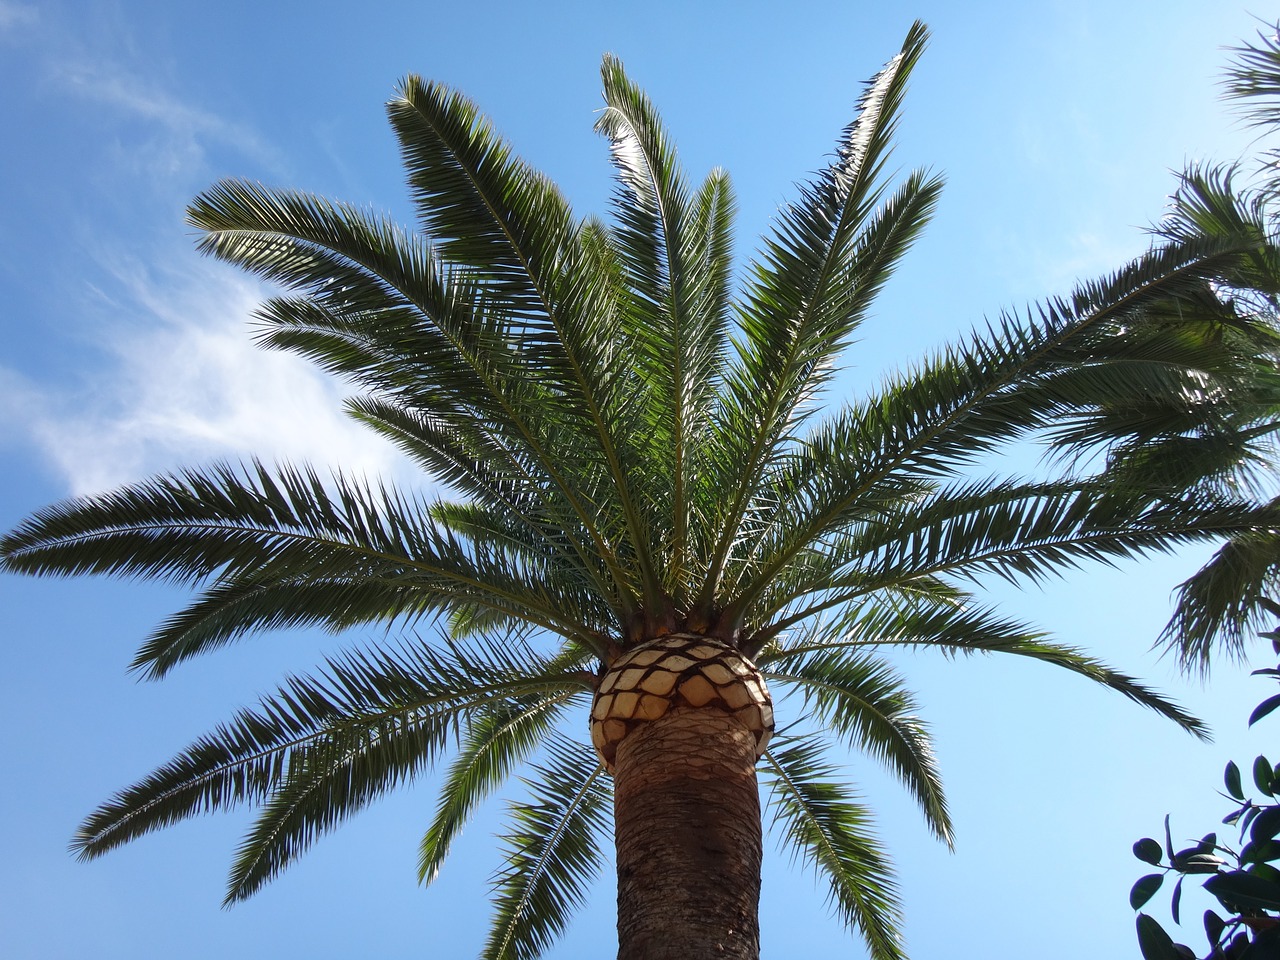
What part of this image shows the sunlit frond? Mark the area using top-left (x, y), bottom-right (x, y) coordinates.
top-left (484, 738), bottom-right (611, 960)
top-left (763, 648), bottom-right (950, 844)
top-left (71, 639), bottom-right (591, 898)
top-left (763, 737), bottom-right (903, 960)
top-left (703, 22), bottom-right (936, 611)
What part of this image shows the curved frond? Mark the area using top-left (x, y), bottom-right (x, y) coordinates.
top-left (704, 22), bottom-right (935, 606)
top-left (189, 172), bottom-right (650, 622)
top-left (1224, 24), bottom-right (1280, 130)
top-left (71, 639), bottom-right (591, 877)
top-left (596, 58), bottom-right (735, 594)
top-left (0, 461), bottom-right (610, 672)
top-left (484, 738), bottom-right (611, 960)
top-left (762, 736), bottom-right (903, 960)
top-left (389, 75), bottom-right (574, 310)
top-left (724, 237), bottom-right (1264, 620)
top-left (1162, 527), bottom-right (1280, 674)
top-left (391, 78), bottom-right (662, 608)
top-left (418, 692), bottom-right (578, 885)
top-left (763, 649), bottom-right (950, 844)
top-left (762, 600), bottom-right (1208, 739)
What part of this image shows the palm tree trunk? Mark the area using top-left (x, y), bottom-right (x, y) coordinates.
top-left (612, 705), bottom-right (762, 960)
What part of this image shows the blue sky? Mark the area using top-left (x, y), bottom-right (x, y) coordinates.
top-left (0, 1), bottom-right (1273, 957)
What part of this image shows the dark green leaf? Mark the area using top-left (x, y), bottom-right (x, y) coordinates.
top-left (1244, 931), bottom-right (1280, 960)
top-left (1250, 861), bottom-right (1280, 884)
top-left (1239, 924), bottom-right (1280, 959)
top-left (1228, 761), bottom-right (1245, 801)
top-left (1172, 874), bottom-right (1185, 924)
top-left (1198, 832), bottom-right (1218, 855)
top-left (1205, 869), bottom-right (1280, 911)
top-left (760, 647), bottom-right (951, 845)
top-left (1204, 909), bottom-right (1226, 947)
top-left (1132, 873), bottom-right (1166, 909)
top-left (1251, 806), bottom-right (1280, 844)
top-left (1256, 597), bottom-right (1280, 621)
top-left (1136, 914), bottom-right (1184, 960)
top-left (1135, 837), bottom-right (1165, 865)
top-left (1255, 756), bottom-right (1274, 796)
top-left (1243, 806), bottom-right (1263, 837)
top-left (1259, 696), bottom-right (1280, 727)
top-left (1242, 838), bottom-right (1280, 866)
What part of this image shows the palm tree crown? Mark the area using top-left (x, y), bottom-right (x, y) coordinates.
top-left (4, 22), bottom-right (1279, 960)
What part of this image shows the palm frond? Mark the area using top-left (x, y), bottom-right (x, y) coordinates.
top-left (0, 461), bottom-right (611, 672)
top-left (343, 394), bottom-right (549, 518)
top-left (1223, 23), bottom-right (1280, 129)
top-left (740, 479), bottom-right (1280, 646)
top-left (190, 172), bottom-right (651, 624)
top-left (754, 591), bottom-right (1038, 657)
top-left (703, 22), bottom-right (934, 607)
top-left (70, 639), bottom-right (591, 873)
top-left (484, 738), bottom-right (611, 960)
top-left (854, 483), bottom-right (1280, 591)
top-left (762, 736), bottom-right (904, 960)
top-left (418, 692), bottom-right (578, 885)
top-left (188, 180), bottom-right (523, 415)
top-left (1162, 526), bottom-right (1280, 674)
top-left (391, 77), bottom-right (662, 609)
top-left (596, 58), bottom-right (735, 595)
top-left (763, 648), bottom-right (950, 845)
top-left (722, 237), bottom-right (1266, 620)
top-left (389, 75), bottom-right (575, 312)
top-left (762, 600), bottom-right (1208, 739)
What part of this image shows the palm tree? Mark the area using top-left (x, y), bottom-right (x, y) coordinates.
top-left (1102, 24), bottom-right (1280, 674)
top-left (1135, 164), bottom-right (1280, 673)
top-left (4, 22), bottom-right (1278, 960)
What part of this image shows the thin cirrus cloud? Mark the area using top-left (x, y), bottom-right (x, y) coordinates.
top-left (48, 58), bottom-right (289, 180)
top-left (5, 253), bottom-right (413, 498)
top-left (0, 1), bottom-right (36, 31)
top-left (3, 25), bottom-right (415, 500)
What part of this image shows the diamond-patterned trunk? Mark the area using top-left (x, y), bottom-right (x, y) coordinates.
top-left (593, 635), bottom-right (774, 960)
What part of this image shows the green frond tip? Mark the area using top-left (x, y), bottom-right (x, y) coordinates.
top-left (763, 737), bottom-right (905, 960)
top-left (418, 692), bottom-right (576, 886)
top-left (70, 638), bottom-right (591, 876)
top-left (483, 739), bottom-right (611, 960)
top-left (763, 648), bottom-right (952, 847)
top-left (1160, 529), bottom-right (1280, 676)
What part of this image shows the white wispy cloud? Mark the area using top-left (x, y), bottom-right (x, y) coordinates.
top-left (1030, 228), bottom-right (1154, 297)
top-left (0, 9), bottom-right (417, 500)
top-left (0, 1), bottom-right (37, 32)
top-left (2, 252), bottom-right (416, 498)
top-left (49, 56), bottom-right (288, 177)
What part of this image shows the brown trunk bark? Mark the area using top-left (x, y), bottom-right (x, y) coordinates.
top-left (612, 704), bottom-right (762, 960)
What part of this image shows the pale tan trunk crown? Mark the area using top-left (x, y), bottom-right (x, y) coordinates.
top-left (589, 633), bottom-right (774, 772)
